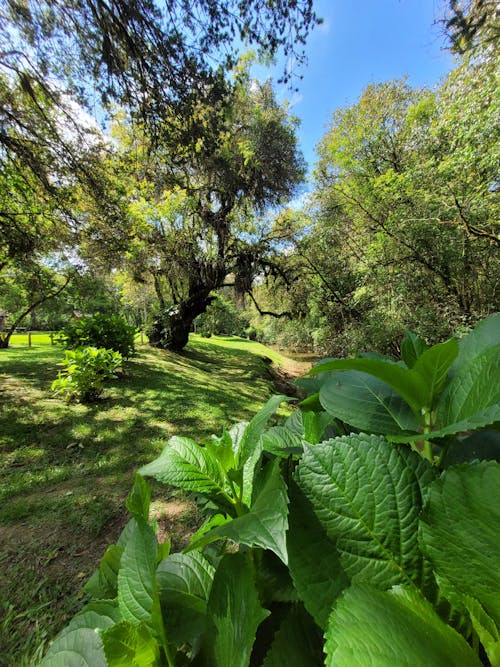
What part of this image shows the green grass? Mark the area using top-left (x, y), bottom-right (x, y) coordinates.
top-left (0, 335), bottom-right (298, 665)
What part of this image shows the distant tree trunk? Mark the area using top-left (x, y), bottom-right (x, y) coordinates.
top-left (149, 287), bottom-right (216, 352)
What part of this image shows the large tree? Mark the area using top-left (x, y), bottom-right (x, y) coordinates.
top-left (106, 76), bottom-right (306, 350)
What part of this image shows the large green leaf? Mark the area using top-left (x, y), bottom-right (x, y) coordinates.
top-left (411, 337), bottom-right (458, 408)
top-left (139, 436), bottom-right (229, 499)
top-left (102, 621), bottom-right (160, 666)
top-left (204, 553), bottom-right (269, 667)
top-left (287, 480), bottom-right (349, 629)
top-left (324, 585), bottom-right (481, 667)
top-left (262, 604), bottom-right (324, 667)
top-left (41, 601), bottom-right (121, 666)
top-left (436, 343), bottom-right (500, 426)
top-left (319, 371), bottom-right (419, 434)
top-left (296, 435), bottom-right (436, 592)
top-left (451, 313), bottom-right (500, 375)
top-left (310, 357), bottom-right (427, 414)
top-left (118, 518), bottom-right (163, 641)
top-left (186, 459), bottom-right (289, 563)
top-left (156, 551), bottom-right (215, 648)
top-left (420, 462), bottom-right (500, 627)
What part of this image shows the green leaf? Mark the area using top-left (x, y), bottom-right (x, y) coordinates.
top-left (118, 518), bottom-right (163, 640)
top-left (262, 426), bottom-right (303, 458)
top-left (296, 434), bottom-right (436, 593)
top-left (465, 597), bottom-right (500, 667)
top-left (287, 480), bottom-right (349, 629)
top-left (187, 459), bottom-right (289, 563)
top-left (310, 357), bottom-right (427, 414)
top-left (436, 343), bottom-right (500, 427)
top-left (41, 601), bottom-right (121, 666)
top-left (420, 462), bottom-right (500, 627)
top-left (285, 409), bottom-right (334, 444)
top-left (389, 403), bottom-right (500, 443)
top-left (262, 605), bottom-right (324, 667)
top-left (102, 621), bottom-right (160, 666)
top-left (139, 436), bottom-right (229, 499)
top-left (324, 585), bottom-right (481, 667)
top-left (156, 551), bottom-right (215, 648)
top-left (126, 474), bottom-right (151, 521)
top-left (452, 313), bottom-right (500, 375)
top-left (319, 370), bottom-right (420, 435)
top-left (411, 338), bottom-right (458, 408)
top-left (204, 553), bottom-right (269, 667)
top-left (401, 330), bottom-right (429, 368)
top-left (235, 395), bottom-right (289, 469)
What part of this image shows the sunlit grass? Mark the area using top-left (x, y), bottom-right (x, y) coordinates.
top-left (0, 334), bottom-right (296, 664)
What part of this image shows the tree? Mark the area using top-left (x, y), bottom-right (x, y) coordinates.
top-left (2, 0), bottom-right (320, 146)
top-left (444, 0), bottom-right (500, 54)
top-left (303, 64), bottom-right (498, 353)
top-left (110, 76), bottom-right (305, 350)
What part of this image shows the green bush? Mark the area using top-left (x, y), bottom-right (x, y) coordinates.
top-left (41, 315), bottom-right (500, 665)
top-left (51, 347), bottom-right (123, 403)
top-left (58, 313), bottom-right (136, 358)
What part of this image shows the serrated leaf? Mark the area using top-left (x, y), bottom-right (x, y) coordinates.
top-left (319, 371), bottom-right (419, 435)
top-left (310, 357), bottom-right (427, 414)
top-left (436, 343), bottom-right (500, 426)
top-left (156, 551), bottom-right (215, 649)
top-left (139, 436), bottom-right (229, 499)
top-left (324, 585), bottom-right (481, 667)
top-left (204, 553), bottom-right (269, 667)
top-left (262, 426), bottom-right (304, 458)
top-left (401, 330), bottom-right (429, 368)
top-left (287, 480), bottom-right (349, 629)
top-left (126, 474), bottom-right (151, 521)
top-left (452, 313), bottom-right (500, 375)
top-left (262, 604), bottom-right (324, 667)
top-left (296, 435), bottom-right (436, 593)
top-left (442, 430), bottom-right (500, 466)
top-left (102, 621), bottom-right (160, 666)
top-left (118, 518), bottom-right (163, 641)
top-left (41, 601), bottom-right (121, 666)
top-left (420, 462), bottom-right (500, 627)
top-left (186, 459), bottom-right (289, 563)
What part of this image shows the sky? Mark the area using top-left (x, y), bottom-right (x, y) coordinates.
top-left (255, 0), bottom-right (456, 179)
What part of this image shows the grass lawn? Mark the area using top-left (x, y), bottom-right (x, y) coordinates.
top-left (0, 334), bottom-right (305, 665)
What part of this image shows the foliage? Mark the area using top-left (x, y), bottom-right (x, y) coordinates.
top-left (59, 313), bottom-right (136, 359)
top-left (194, 293), bottom-right (250, 337)
top-left (51, 347), bottom-right (123, 403)
top-left (119, 74), bottom-right (305, 351)
top-left (256, 55), bottom-right (499, 357)
top-left (2, 1), bottom-right (319, 145)
top-left (40, 315), bottom-right (500, 665)
top-left (444, 0), bottom-right (500, 54)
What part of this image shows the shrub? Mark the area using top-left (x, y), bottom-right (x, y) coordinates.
top-left (41, 315), bottom-right (500, 665)
top-left (58, 313), bottom-right (136, 358)
top-left (51, 347), bottom-right (123, 402)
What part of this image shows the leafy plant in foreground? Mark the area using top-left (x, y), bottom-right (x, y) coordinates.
top-left (41, 315), bottom-right (500, 665)
top-left (51, 347), bottom-right (123, 403)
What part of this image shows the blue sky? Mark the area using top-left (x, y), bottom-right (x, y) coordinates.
top-left (256, 0), bottom-right (456, 178)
